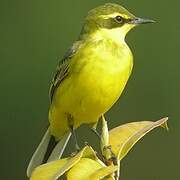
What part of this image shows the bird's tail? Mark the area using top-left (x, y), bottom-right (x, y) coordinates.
top-left (26, 128), bottom-right (71, 178)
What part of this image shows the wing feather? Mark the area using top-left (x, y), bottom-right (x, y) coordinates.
top-left (49, 41), bottom-right (81, 102)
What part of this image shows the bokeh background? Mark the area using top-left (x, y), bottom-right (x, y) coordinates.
top-left (1, 0), bottom-right (179, 179)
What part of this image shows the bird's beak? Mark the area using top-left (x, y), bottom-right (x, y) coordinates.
top-left (128, 17), bottom-right (155, 25)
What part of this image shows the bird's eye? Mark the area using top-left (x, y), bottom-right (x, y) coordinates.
top-left (115, 15), bottom-right (123, 23)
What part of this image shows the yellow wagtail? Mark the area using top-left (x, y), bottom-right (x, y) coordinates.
top-left (27, 3), bottom-right (154, 176)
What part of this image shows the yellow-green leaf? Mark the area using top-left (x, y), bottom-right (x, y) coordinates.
top-left (30, 145), bottom-right (106, 180)
top-left (109, 117), bottom-right (168, 160)
top-left (67, 158), bottom-right (117, 180)
top-left (66, 158), bottom-right (101, 179)
top-left (90, 165), bottom-right (118, 180)
top-left (30, 158), bottom-right (69, 180)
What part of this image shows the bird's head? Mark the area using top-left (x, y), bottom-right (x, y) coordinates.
top-left (81, 3), bottom-right (154, 42)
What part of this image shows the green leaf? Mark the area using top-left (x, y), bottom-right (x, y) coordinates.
top-left (109, 117), bottom-right (168, 160)
top-left (30, 158), bottom-right (69, 180)
top-left (30, 145), bottom-right (111, 180)
top-left (66, 158), bottom-right (102, 179)
top-left (67, 158), bottom-right (117, 180)
top-left (89, 165), bottom-right (118, 180)
top-left (101, 116), bottom-right (111, 160)
top-left (30, 146), bottom-right (94, 180)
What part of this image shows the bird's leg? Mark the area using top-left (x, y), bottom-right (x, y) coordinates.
top-left (91, 128), bottom-right (101, 140)
top-left (67, 114), bottom-right (80, 151)
top-left (89, 122), bottom-right (101, 140)
top-left (69, 125), bottom-right (80, 151)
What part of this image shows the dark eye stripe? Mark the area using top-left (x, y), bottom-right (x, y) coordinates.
top-left (115, 15), bottom-right (123, 23)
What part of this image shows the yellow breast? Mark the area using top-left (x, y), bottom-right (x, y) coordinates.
top-left (49, 36), bottom-right (133, 138)
top-left (75, 39), bottom-right (132, 120)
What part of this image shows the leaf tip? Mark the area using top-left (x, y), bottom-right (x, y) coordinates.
top-left (160, 117), bottom-right (169, 131)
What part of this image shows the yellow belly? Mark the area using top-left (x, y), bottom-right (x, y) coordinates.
top-left (49, 41), bottom-right (133, 139)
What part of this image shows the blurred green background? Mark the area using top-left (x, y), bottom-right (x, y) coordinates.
top-left (0, 0), bottom-right (179, 179)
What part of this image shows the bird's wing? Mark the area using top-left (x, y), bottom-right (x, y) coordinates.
top-left (49, 41), bottom-right (81, 102)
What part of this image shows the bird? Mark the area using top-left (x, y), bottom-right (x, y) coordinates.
top-left (27, 3), bottom-right (154, 177)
